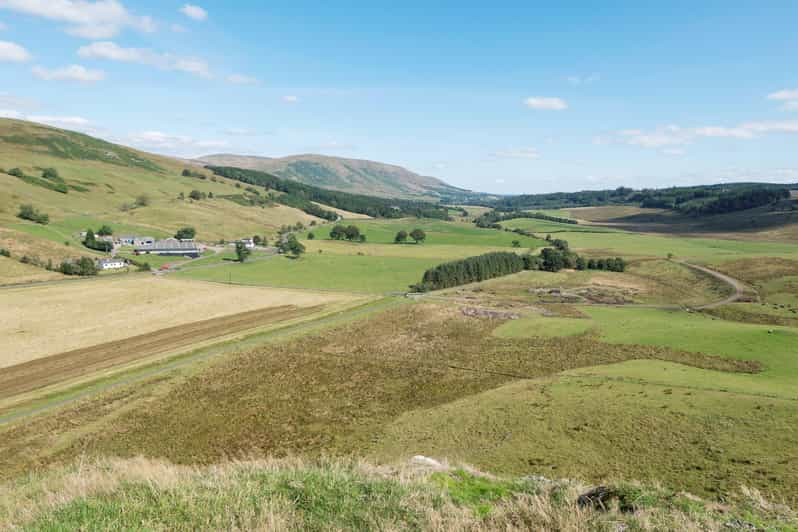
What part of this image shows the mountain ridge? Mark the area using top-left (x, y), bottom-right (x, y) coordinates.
top-left (195, 153), bottom-right (469, 200)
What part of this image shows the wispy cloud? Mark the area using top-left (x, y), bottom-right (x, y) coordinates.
top-left (0, 92), bottom-right (38, 109)
top-left (222, 127), bottom-right (259, 136)
top-left (523, 96), bottom-right (568, 110)
top-left (282, 95), bottom-right (299, 103)
top-left (493, 147), bottom-right (541, 159)
top-left (32, 64), bottom-right (105, 82)
top-left (600, 120), bottom-right (798, 151)
top-left (0, 40), bottom-right (31, 62)
top-left (767, 88), bottom-right (798, 111)
top-left (0, 20), bottom-right (7, 30)
top-left (0, 0), bottom-right (155, 39)
top-left (179, 4), bottom-right (207, 21)
top-left (566, 74), bottom-right (600, 86)
top-left (78, 41), bottom-right (211, 78)
top-left (226, 73), bottom-right (259, 85)
top-left (170, 23), bottom-right (187, 33)
top-left (129, 130), bottom-right (228, 155)
top-left (0, 110), bottom-right (96, 133)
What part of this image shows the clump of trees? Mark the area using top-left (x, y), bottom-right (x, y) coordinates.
top-left (17, 204), bottom-right (49, 224)
top-left (394, 228), bottom-right (426, 244)
top-left (0, 248), bottom-right (11, 258)
top-left (182, 169), bottom-right (207, 179)
top-left (175, 227), bottom-right (196, 240)
top-left (97, 225), bottom-right (113, 236)
top-left (83, 229), bottom-right (113, 252)
top-left (330, 224), bottom-right (366, 242)
top-left (278, 234), bottom-right (306, 257)
top-left (59, 257), bottom-right (97, 276)
top-left (189, 189), bottom-right (207, 201)
top-left (8, 167), bottom-right (69, 194)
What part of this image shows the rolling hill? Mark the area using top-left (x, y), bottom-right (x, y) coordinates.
top-left (0, 118), bottom-right (322, 259)
top-left (196, 153), bottom-right (470, 199)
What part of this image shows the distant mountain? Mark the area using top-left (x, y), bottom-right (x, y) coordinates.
top-left (195, 153), bottom-right (470, 199)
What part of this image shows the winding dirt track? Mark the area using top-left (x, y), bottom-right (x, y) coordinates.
top-left (0, 305), bottom-right (320, 401)
top-left (678, 261), bottom-right (748, 309)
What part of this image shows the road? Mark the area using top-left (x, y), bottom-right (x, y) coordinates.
top-left (677, 261), bottom-right (750, 309)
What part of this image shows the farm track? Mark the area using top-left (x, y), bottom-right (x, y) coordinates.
top-left (0, 305), bottom-right (317, 400)
top-left (678, 261), bottom-right (750, 309)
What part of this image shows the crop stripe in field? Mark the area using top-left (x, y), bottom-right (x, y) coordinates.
top-left (0, 297), bottom-right (405, 427)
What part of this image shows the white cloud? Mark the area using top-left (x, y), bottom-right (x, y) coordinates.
top-left (767, 89), bottom-right (798, 111)
top-left (0, 109), bottom-right (22, 118)
top-left (129, 130), bottom-right (228, 154)
top-left (0, 40), bottom-right (31, 62)
top-left (605, 119), bottom-right (798, 151)
top-left (767, 89), bottom-right (798, 101)
top-left (282, 95), bottom-right (299, 103)
top-left (78, 41), bottom-right (211, 78)
top-left (179, 4), bottom-right (207, 21)
top-left (661, 148), bottom-right (685, 156)
top-left (693, 126), bottom-right (754, 139)
top-left (32, 64), bottom-right (105, 82)
top-left (28, 114), bottom-right (90, 126)
top-left (524, 96), bottom-right (568, 110)
top-left (0, 0), bottom-right (155, 39)
top-left (493, 147), bottom-right (541, 159)
top-left (222, 127), bottom-right (257, 136)
top-left (226, 73), bottom-right (259, 85)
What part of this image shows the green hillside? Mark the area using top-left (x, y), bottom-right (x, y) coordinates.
top-left (0, 118), bottom-right (323, 248)
top-left (197, 153), bottom-right (470, 200)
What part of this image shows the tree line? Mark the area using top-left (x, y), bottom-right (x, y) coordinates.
top-left (469, 183), bottom-right (794, 216)
top-left (411, 238), bottom-right (625, 291)
top-left (474, 210), bottom-right (578, 228)
top-left (206, 166), bottom-right (451, 220)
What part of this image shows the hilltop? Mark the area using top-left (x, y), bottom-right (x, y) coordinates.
top-left (196, 153), bottom-right (469, 200)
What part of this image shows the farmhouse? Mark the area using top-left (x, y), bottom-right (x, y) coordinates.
top-left (239, 237), bottom-right (255, 249)
top-left (135, 238), bottom-right (200, 258)
top-left (96, 258), bottom-right (126, 270)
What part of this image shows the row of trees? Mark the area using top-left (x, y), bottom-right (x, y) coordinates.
top-left (525, 247), bottom-right (625, 273)
top-left (412, 252), bottom-right (525, 291)
top-left (58, 257), bottom-right (98, 276)
top-left (394, 229), bottom-right (426, 244)
top-left (474, 210), bottom-right (578, 229)
top-left (17, 204), bottom-right (49, 224)
top-left (207, 166), bottom-right (451, 220)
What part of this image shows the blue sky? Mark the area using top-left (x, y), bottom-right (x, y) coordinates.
top-left (1, 1), bottom-right (797, 193)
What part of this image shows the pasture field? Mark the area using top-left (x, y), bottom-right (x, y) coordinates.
top-left (0, 276), bottom-right (361, 368)
top-left (501, 217), bottom-right (619, 234)
top-left (177, 252), bottom-right (442, 293)
top-left (306, 218), bottom-right (546, 248)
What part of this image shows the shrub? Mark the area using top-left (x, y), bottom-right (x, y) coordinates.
top-left (175, 227), bottom-right (196, 240)
top-left (17, 204), bottom-right (49, 224)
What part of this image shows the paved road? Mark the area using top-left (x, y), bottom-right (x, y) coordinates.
top-left (677, 261), bottom-right (750, 309)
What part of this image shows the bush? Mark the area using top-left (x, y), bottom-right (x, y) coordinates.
top-left (175, 227), bottom-right (196, 240)
top-left (0, 248), bottom-right (10, 258)
top-left (59, 257), bottom-right (98, 276)
top-left (17, 204), bottom-right (49, 224)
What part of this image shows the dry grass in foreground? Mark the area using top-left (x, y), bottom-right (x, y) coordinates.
top-left (2, 456), bottom-right (795, 531)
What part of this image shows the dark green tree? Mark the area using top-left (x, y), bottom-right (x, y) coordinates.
top-left (410, 228), bottom-right (426, 244)
top-left (394, 230), bottom-right (408, 244)
top-left (175, 227), bottom-right (196, 240)
top-left (235, 241), bottom-right (251, 262)
top-left (97, 224), bottom-right (113, 236)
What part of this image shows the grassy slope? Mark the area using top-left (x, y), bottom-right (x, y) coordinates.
top-left (0, 119), bottom-right (319, 244)
top-left (3, 457), bottom-right (795, 531)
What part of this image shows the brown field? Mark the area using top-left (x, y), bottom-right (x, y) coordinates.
top-left (0, 276), bottom-right (362, 368)
top-left (0, 305), bottom-right (321, 400)
top-left (0, 256), bottom-right (63, 285)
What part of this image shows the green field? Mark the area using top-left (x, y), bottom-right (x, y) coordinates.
top-left (177, 253), bottom-right (442, 293)
top-left (306, 218), bottom-right (546, 248)
top-left (493, 314), bottom-right (594, 338)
